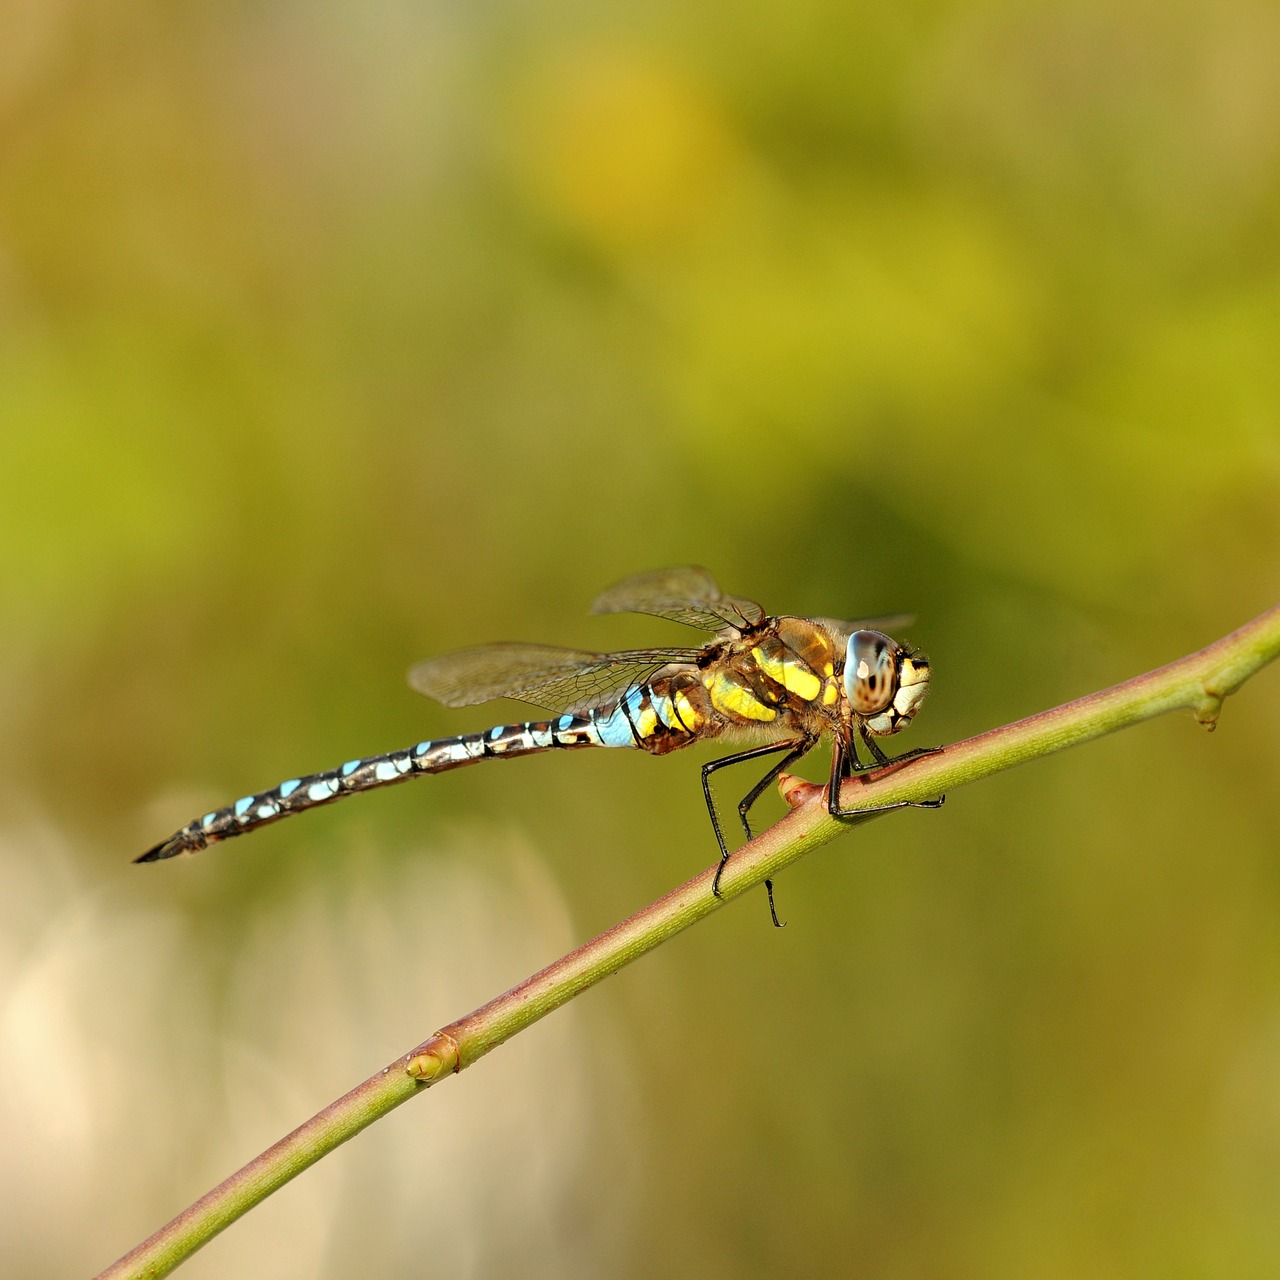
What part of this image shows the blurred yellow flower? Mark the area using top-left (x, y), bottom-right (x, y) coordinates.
top-left (513, 49), bottom-right (739, 250)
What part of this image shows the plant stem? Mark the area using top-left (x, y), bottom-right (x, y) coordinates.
top-left (95, 602), bottom-right (1280, 1280)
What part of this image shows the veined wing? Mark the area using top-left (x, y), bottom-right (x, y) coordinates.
top-left (591, 565), bottom-right (765, 631)
top-left (408, 642), bottom-right (703, 714)
top-left (810, 613), bottom-right (916, 642)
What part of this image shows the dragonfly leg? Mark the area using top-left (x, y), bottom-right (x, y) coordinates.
top-left (734, 736), bottom-right (820, 839)
top-left (735, 735), bottom-right (819, 928)
top-left (853, 726), bottom-right (943, 773)
top-left (828, 735), bottom-right (946, 820)
top-left (702, 737), bottom-right (814, 927)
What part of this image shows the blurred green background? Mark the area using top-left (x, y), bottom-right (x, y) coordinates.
top-left (2, 0), bottom-right (1279, 1276)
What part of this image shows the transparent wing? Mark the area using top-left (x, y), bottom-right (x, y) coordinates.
top-left (810, 613), bottom-right (917, 642)
top-left (591, 565), bottom-right (765, 631)
top-left (408, 642), bottom-right (704, 713)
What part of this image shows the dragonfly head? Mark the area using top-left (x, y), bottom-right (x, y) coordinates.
top-left (843, 630), bottom-right (931, 736)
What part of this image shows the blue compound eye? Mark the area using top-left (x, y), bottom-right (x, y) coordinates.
top-left (844, 630), bottom-right (899, 715)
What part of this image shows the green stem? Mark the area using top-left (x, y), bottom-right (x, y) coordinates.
top-left (95, 603), bottom-right (1280, 1280)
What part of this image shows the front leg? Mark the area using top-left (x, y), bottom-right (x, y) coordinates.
top-left (828, 736), bottom-right (945, 820)
top-left (853, 724), bottom-right (944, 772)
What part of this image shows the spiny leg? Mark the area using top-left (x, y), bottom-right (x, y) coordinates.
top-left (732, 735), bottom-right (818, 927)
top-left (854, 726), bottom-right (943, 772)
top-left (702, 737), bottom-right (812, 925)
top-left (735, 735), bottom-right (819, 837)
top-left (827, 735), bottom-right (946, 821)
top-left (702, 739), bottom-right (808, 865)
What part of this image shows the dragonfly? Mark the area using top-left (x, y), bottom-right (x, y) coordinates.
top-left (139, 567), bottom-right (941, 924)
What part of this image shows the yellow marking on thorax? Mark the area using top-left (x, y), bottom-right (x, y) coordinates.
top-left (750, 646), bottom-right (822, 703)
top-left (636, 704), bottom-right (660, 738)
top-left (822, 679), bottom-right (839, 706)
top-left (705, 671), bottom-right (777, 722)
top-left (672, 690), bottom-right (704, 732)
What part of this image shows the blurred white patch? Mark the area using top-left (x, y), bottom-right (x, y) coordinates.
top-left (0, 820), bottom-right (641, 1278)
top-left (0, 823), bottom-right (220, 1276)
top-left (217, 825), bottom-right (637, 1279)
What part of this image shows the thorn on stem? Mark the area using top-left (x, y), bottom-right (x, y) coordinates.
top-left (778, 772), bottom-right (822, 810)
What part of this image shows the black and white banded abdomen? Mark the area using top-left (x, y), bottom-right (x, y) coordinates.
top-left (137, 714), bottom-right (609, 863)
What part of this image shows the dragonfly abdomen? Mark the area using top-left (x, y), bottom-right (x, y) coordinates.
top-left (137, 715), bottom-right (611, 863)
top-left (588, 678), bottom-right (710, 755)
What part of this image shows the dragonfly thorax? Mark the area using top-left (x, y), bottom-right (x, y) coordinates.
top-left (843, 630), bottom-right (931, 737)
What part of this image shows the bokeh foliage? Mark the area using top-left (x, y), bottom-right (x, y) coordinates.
top-left (1, 0), bottom-right (1278, 1276)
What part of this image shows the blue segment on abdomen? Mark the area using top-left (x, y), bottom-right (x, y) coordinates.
top-left (592, 706), bottom-right (637, 748)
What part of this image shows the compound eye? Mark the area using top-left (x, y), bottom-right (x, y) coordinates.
top-left (844, 631), bottom-right (899, 715)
